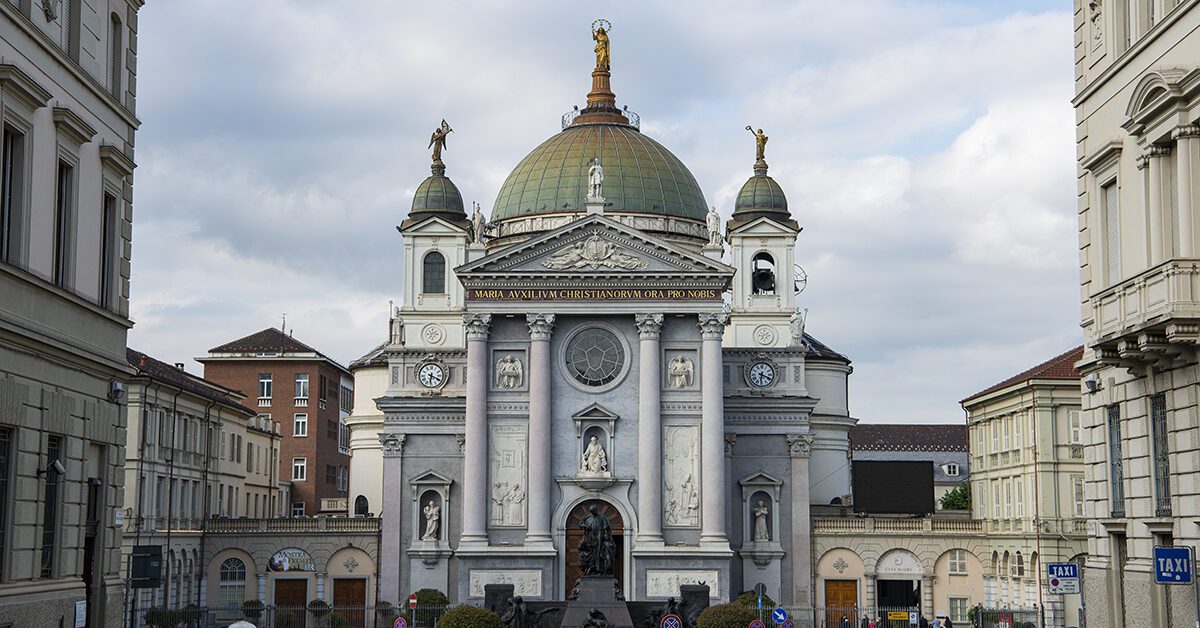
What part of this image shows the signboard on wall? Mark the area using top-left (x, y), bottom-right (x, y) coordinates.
top-left (268, 547), bottom-right (315, 572)
top-left (851, 461), bottom-right (934, 515)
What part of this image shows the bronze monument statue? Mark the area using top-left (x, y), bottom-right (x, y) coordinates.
top-left (578, 504), bottom-right (616, 576)
top-left (428, 119), bottom-right (453, 164)
top-left (746, 125), bottom-right (768, 162)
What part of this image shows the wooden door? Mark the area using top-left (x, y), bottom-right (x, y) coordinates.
top-left (564, 500), bottom-right (624, 595)
top-left (824, 579), bottom-right (858, 627)
top-left (274, 579), bottom-right (308, 625)
top-left (333, 578), bottom-right (367, 628)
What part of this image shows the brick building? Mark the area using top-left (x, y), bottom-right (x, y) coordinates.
top-left (200, 328), bottom-right (352, 517)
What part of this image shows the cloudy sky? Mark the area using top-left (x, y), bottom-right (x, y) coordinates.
top-left (128, 0), bottom-right (1080, 423)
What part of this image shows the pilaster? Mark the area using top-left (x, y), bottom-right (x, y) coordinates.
top-left (787, 433), bottom-right (814, 606)
top-left (635, 313), bottom-right (664, 546)
top-left (525, 313), bottom-right (556, 547)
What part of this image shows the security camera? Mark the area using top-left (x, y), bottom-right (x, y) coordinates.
top-left (108, 380), bottom-right (126, 403)
top-left (1084, 373), bottom-right (1101, 393)
top-left (38, 459), bottom-right (65, 477)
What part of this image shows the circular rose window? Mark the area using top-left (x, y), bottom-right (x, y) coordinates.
top-left (565, 328), bottom-right (626, 387)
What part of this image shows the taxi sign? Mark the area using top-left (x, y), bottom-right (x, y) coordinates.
top-left (1154, 546), bottom-right (1194, 584)
top-left (660, 614), bottom-right (682, 628)
top-left (1047, 562), bottom-right (1080, 593)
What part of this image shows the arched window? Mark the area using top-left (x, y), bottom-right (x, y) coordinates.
top-left (1014, 552), bottom-right (1025, 578)
top-left (108, 13), bottom-right (122, 97)
top-left (751, 252), bottom-right (776, 295)
top-left (218, 557), bottom-right (247, 620)
top-left (422, 251), bottom-right (446, 294)
top-left (354, 495), bottom-right (369, 516)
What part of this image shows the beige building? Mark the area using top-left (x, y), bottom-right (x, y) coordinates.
top-left (0, 0), bottom-right (142, 626)
top-left (962, 346), bottom-right (1088, 628)
top-left (121, 348), bottom-right (282, 623)
top-left (1073, 0), bottom-right (1200, 626)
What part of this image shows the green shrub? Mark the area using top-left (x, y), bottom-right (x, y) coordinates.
top-left (308, 599), bottom-right (332, 617)
top-left (241, 599), bottom-right (265, 620)
top-left (143, 609), bottom-right (182, 628)
top-left (437, 605), bottom-right (504, 628)
top-left (412, 588), bottom-right (449, 606)
top-left (697, 603), bottom-right (757, 628)
top-left (733, 590), bottom-right (776, 610)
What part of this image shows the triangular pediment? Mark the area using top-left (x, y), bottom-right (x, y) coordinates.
top-left (399, 214), bottom-right (470, 236)
top-left (456, 214), bottom-right (734, 277)
top-left (572, 402), bottom-right (619, 421)
top-left (727, 215), bottom-right (800, 237)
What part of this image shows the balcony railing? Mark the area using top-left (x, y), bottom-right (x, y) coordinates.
top-left (812, 517), bottom-right (983, 534)
top-left (204, 516), bottom-right (380, 534)
top-left (257, 397), bottom-right (271, 408)
top-left (1091, 258), bottom-right (1200, 344)
top-left (295, 397), bottom-right (308, 407)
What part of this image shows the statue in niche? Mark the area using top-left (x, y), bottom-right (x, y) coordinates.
top-left (422, 499), bottom-right (440, 541)
top-left (496, 355), bottom-right (523, 389)
top-left (706, 206), bottom-right (722, 247)
top-left (588, 158), bottom-right (604, 200)
top-left (667, 356), bottom-right (693, 389)
top-left (578, 505), bottom-right (616, 576)
top-left (753, 500), bottom-right (770, 542)
top-left (580, 435), bottom-right (609, 475)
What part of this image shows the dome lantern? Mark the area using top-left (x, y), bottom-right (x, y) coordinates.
top-left (404, 119), bottom-right (469, 230)
top-left (729, 127), bottom-right (796, 230)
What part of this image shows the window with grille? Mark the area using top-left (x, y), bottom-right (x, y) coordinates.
top-left (218, 558), bottom-right (246, 619)
top-left (1108, 405), bottom-right (1126, 517)
top-left (422, 251), bottom-right (446, 293)
top-left (1150, 393), bottom-right (1171, 516)
top-left (40, 435), bottom-right (63, 578)
top-left (1102, 181), bottom-right (1120, 285)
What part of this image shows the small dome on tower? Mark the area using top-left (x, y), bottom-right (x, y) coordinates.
top-left (411, 165), bottom-right (465, 216)
top-left (729, 128), bottom-right (797, 230)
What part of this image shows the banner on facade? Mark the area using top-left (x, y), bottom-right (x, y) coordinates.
top-left (268, 547), bottom-right (315, 572)
top-left (467, 287), bottom-right (722, 301)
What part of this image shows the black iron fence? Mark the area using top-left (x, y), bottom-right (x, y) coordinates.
top-left (140, 604), bottom-right (447, 628)
top-left (973, 605), bottom-right (1042, 628)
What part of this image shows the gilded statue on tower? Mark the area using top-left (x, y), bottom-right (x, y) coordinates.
top-left (592, 20), bottom-right (611, 70)
top-left (746, 126), bottom-right (768, 162)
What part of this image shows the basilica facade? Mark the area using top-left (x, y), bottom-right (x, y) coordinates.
top-left (364, 30), bottom-right (855, 606)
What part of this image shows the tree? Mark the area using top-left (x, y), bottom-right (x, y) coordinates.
top-left (940, 481), bottom-right (971, 511)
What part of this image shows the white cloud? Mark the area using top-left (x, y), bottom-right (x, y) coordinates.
top-left (129, 1), bottom-right (1080, 420)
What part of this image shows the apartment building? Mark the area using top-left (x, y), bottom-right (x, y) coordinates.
top-left (200, 328), bottom-right (352, 516)
top-left (1073, 0), bottom-right (1200, 625)
top-left (962, 346), bottom-right (1087, 628)
top-left (0, 1), bottom-right (142, 625)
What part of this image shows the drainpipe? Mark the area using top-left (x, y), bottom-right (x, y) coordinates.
top-left (1032, 393), bottom-right (1046, 626)
top-left (196, 399), bottom-right (215, 607)
top-left (127, 378), bottom-right (156, 628)
top-left (163, 389), bottom-right (182, 607)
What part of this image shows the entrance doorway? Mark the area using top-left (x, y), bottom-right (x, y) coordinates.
top-left (564, 499), bottom-right (624, 595)
top-left (333, 578), bottom-right (367, 627)
top-left (877, 579), bottom-right (919, 608)
top-left (824, 579), bottom-right (858, 626)
top-left (274, 579), bottom-right (308, 625)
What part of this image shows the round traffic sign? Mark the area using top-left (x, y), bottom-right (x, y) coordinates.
top-left (393, 617), bottom-right (407, 628)
top-left (408, 593), bottom-right (418, 609)
top-left (661, 614), bottom-right (682, 628)
top-left (750, 621), bottom-right (766, 628)
top-left (771, 607), bottom-right (789, 623)
top-left (782, 621), bottom-right (794, 628)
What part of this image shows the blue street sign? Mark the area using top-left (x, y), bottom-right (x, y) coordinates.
top-left (661, 614), bottom-right (682, 628)
top-left (772, 608), bottom-right (789, 624)
top-left (1047, 562), bottom-right (1079, 579)
top-left (1154, 546), bottom-right (1194, 584)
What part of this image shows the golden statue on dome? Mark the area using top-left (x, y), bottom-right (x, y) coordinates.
top-left (592, 19), bottom-right (611, 70)
top-left (746, 126), bottom-right (768, 163)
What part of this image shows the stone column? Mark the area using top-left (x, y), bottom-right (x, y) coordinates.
top-left (787, 433), bottom-right (814, 606)
top-left (1141, 148), bottom-right (1166, 264)
top-left (1174, 124), bottom-right (1199, 256)
top-left (378, 432), bottom-right (406, 604)
top-left (697, 313), bottom-right (728, 547)
top-left (462, 313), bottom-right (492, 547)
top-left (525, 313), bottom-right (556, 547)
top-left (635, 313), bottom-right (664, 546)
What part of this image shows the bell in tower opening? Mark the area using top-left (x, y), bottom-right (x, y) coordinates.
top-left (751, 252), bottom-right (777, 295)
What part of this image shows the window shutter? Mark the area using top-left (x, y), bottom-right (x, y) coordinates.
top-left (1104, 182), bottom-right (1120, 284)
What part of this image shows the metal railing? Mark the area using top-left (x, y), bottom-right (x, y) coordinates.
top-left (759, 606), bottom-right (926, 628)
top-left (138, 604), bottom-right (446, 628)
top-left (973, 604), bottom-right (1042, 628)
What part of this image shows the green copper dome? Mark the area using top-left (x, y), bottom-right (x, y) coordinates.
top-left (492, 123), bottom-right (707, 221)
top-left (411, 170), bottom-right (465, 216)
top-left (734, 173), bottom-right (788, 214)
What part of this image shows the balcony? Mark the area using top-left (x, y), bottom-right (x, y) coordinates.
top-left (812, 517), bottom-right (983, 535)
top-left (1090, 259), bottom-right (1200, 368)
top-left (204, 516), bottom-right (380, 534)
top-left (295, 397), bottom-right (308, 407)
top-left (257, 397), bottom-right (271, 408)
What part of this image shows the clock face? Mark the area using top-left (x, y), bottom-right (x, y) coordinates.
top-left (418, 363), bottom-right (445, 388)
top-left (748, 361), bottom-right (776, 388)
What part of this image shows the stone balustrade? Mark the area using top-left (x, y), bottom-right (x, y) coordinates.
top-left (202, 516), bottom-right (380, 534)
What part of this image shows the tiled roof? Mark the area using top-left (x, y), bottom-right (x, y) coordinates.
top-left (962, 345), bottom-right (1083, 403)
top-left (850, 423), bottom-right (968, 452)
top-left (349, 341), bottom-right (389, 369)
top-left (208, 327), bottom-right (321, 354)
top-left (126, 348), bottom-right (252, 415)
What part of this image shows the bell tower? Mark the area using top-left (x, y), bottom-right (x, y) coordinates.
top-left (725, 128), bottom-right (802, 348)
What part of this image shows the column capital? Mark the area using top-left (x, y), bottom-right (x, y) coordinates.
top-left (455, 433), bottom-right (466, 455)
top-left (379, 432), bottom-right (406, 457)
top-left (724, 434), bottom-right (737, 456)
top-left (634, 313), bottom-right (664, 338)
top-left (697, 312), bottom-right (728, 339)
top-left (526, 313), bottom-right (556, 340)
top-left (1146, 144), bottom-right (1172, 158)
top-left (786, 433), bottom-right (813, 458)
top-left (1173, 124), bottom-right (1200, 139)
top-left (464, 313), bottom-right (492, 340)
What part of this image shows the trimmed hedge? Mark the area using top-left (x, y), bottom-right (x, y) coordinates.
top-left (733, 590), bottom-right (776, 610)
top-left (437, 605), bottom-right (504, 628)
top-left (697, 603), bottom-right (758, 628)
